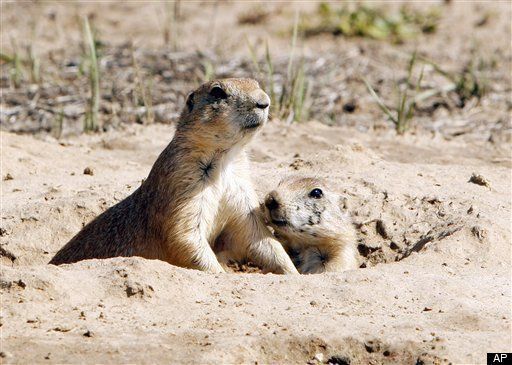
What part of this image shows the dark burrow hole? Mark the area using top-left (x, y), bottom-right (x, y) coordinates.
top-left (327, 355), bottom-right (351, 365)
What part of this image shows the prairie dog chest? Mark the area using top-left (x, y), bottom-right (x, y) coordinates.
top-left (202, 159), bottom-right (247, 243)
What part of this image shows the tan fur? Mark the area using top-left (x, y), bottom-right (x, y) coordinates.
top-left (50, 78), bottom-right (298, 274)
top-left (263, 177), bottom-right (358, 274)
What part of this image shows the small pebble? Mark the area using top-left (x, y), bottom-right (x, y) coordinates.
top-left (83, 167), bottom-right (94, 176)
top-left (471, 226), bottom-right (487, 241)
top-left (468, 173), bottom-right (491, 188)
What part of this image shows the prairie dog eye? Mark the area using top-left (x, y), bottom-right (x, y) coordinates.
top-left (309, 188), bottom-right (323, 199)
top-left (210, 86), bottom-right (228, 100)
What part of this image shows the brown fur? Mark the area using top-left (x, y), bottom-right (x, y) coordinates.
top-left (50, 78), bottom-right (298, 274)
top-left (263, 177), bottom-right (358, 274)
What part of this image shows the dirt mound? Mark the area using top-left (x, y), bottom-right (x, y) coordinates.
top-left (1, 121), bottom-right (510, 364)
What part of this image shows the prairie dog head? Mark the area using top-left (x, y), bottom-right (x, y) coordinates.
top-left (178, 78), bottom-right (270, 149)
top-left (263, 177), bottom-right (350, 243)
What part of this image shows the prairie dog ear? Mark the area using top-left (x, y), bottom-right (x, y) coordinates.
top-left (186, 91), bottom-right (195, 112)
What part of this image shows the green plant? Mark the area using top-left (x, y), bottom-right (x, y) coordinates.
top-left (201, 59), bottom-right (215, 82)
top-left (248, 12), bottom-right (310, 123)
top-left (163, 0), bottom-right (181, 50)
top-left (52, 107), bottom-right (64, 139)
top-left (1, 45), bottom-right (40, 88)
top-left (364, 52), bottom-right (424, 134)
top-left (366, 50), bottom-right (490, 133)
top-left (302, 3), bottom-right (441, 43)
top-left (26, 45), bottom-right (40, 84)
top-left (83, 16), bottom-right (100, 132)
top-left (417, 54), bottom-right (487, 107)
top-left (454, 65), bottom-right (485, 106)
top-left (10, 51), bottom-right (23, 88)
top-left (132, 51), bottom-right (154, 124)
top-left (1, 41), bottom-right (23, 88)
top-left (400, 6), bottom-right (440, 34)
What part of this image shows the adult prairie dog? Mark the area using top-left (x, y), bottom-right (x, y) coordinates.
top-left (50, 78), bottom-right (298, 274)
top-left (263, 177), bottom-right (358, 274)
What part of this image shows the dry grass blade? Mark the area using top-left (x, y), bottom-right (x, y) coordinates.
top-left (286, 10), bottom-right (300, 82)
top-left (363, 78), bottom-right (397, 124)
top-left (132, 50), bottom-right (154, 124)
top-left (201, 59), bottom-right (215, 82)
top-left (26, 45), bottom-right (40, 84)
top-left (83, 16), bottom-right (100, 132)
top-left (264, 40), bottom-right (276, 111)
top-left (264, 11), bottom-right (310, 123)
top-left (417, 54), bottom-right (487, 106)
top-left (6, 39), bottom-right (23, 88)
top-left (416, 54), bottom-right (455, 82)
top-left (163, 0), bottom-right (181, 50)
top-left (52, 107), bottom-right (64, 139)
top-left (363, 52), bottom-right (425, 134)
top-left (246, 36), bottom-right (262, 77)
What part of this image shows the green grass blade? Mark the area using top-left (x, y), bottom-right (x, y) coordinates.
top-left (83, 16), bottom-right (100, 132)
top-left (363, 77), bottom-right (397, 124)
top-left (245, 36), bottom-right (262, 77)
top-left (286, 10), bottom-right (300, 82)
top-left (265, 40), bottom-right (276, 113)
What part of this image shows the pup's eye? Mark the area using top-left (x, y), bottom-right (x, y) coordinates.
top-left (309, 188), bottom-right (323, 199)
top-left (210, 86), bottom-right (228, 100)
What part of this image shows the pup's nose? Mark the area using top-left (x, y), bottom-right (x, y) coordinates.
top-left (265, 194), bottom-right (279, 211)
top-left (254, 90), bottom-right (270, 110)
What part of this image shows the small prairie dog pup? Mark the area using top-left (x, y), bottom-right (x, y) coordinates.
top-left (263, 177), bottom-right (358, 274)
top-left (50, 78), bottom-right (298, 274)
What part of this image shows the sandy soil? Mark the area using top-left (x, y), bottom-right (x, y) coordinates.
top-left (1, 121), bottom-right (511, 364)
top-left (1, 1), bottom-right (511, 364)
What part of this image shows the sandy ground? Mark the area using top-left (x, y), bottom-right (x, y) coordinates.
top-left (1, 121), bottom-right (511, 364)
top-left (1, 1), bottom-right (512, 364)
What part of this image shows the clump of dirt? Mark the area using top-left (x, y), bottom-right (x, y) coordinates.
top-left (468, 172), bottom-right (491, 188)
top-left (225, 261), bottom-right (263, 274)
top-left (352, 192), bottom-right (469, 266)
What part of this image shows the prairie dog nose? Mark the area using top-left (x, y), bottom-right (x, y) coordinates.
top-left (265, 193), bottom-right (279, 211)
top-left (252, 89), bottom-right (270, 110)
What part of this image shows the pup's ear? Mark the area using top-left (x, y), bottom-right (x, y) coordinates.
top-left (186, 92), bottom-right (195, 112)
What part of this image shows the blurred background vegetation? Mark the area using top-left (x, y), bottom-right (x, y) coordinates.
top-left (0, 1), bottom-right (509, 141)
